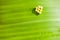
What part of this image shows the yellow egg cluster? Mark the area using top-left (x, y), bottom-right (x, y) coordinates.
top-left (35, 5), bottom-right (43, 14)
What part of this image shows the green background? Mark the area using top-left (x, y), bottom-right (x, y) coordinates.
top-left (0, 0), bottom-right (60, 40)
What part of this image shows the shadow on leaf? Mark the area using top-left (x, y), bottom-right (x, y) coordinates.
top-left (32, 8), bottom-right (39, 16)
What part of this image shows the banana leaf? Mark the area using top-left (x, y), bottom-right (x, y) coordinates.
top-left (0, 0), bottom-right (60, 40)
